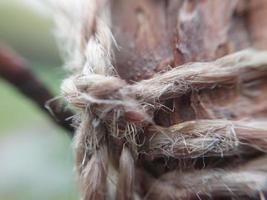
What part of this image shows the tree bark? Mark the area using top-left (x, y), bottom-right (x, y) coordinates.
top-left (111, 0), bottom-right (267, 126)
top-left (109, 0), bottom-right (267, 198)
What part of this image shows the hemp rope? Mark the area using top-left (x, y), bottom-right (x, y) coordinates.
top-left (54, 0), bottom-right (267, 199)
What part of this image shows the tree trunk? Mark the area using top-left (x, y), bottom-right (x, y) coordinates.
top-left (59, 0), bottom-right (267, 199)
top-left (111, 0), bottom-right (267, 126)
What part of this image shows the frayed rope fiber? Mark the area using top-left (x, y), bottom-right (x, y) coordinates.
top-left (53, 0), bottom-right (267, 199)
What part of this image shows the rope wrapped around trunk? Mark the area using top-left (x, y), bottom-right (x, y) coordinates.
top-left (53, 0), bottom-right (267, 199)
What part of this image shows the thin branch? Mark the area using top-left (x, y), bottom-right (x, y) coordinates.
top-left (0, 45), bottom-right (74, 135)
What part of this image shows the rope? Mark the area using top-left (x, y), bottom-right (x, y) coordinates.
top-left (54, 0), bottom-right (267, 199)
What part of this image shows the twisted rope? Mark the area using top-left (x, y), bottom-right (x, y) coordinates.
top-left (54, 0), bottom-right (267, 199)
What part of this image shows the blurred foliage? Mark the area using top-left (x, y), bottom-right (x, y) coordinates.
top-left (0, 63), bottom-right (65, 134)
top-left (0, 79), bottom-right (42, 133)
top-left (0, 0), bottom-right (65, 134)
top-left (0, 1), bottom-right (78, 200)
top-left (0, 1), bottom-right (61, 64)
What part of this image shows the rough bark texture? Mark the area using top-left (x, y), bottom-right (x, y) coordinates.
top-left (109, 0), bottom-right (267, 199)
top-left (111, 0), bottom-right (267, 126)
top-left (57, 0), bottom-right (267, 199)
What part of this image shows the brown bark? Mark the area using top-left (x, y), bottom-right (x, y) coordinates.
top-left (111, 0), bottom-right (267, 125)
top-left (111, 0), bottom-right (182, 81)
top-left (109, 0), bottom-right (267, 199)
top-left (38, 1), bottom-right (267, 199)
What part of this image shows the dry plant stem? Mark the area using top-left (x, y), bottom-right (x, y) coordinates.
top-left (0, 45), bottom-right (74, 134)
top-left (145, 120), bottom-right (267, 160)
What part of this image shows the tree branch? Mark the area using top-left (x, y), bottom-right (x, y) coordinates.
top-left (0, 45), bottom-right (74, 135)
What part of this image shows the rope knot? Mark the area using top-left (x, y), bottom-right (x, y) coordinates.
top-left (61, 73), bottom-right (150, 123)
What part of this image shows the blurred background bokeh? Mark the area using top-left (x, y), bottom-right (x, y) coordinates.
top-left (0, 0), bottom-right (78, 199)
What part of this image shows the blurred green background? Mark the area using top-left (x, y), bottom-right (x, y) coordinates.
top-left (0, 1), bottom-right (78, 200)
